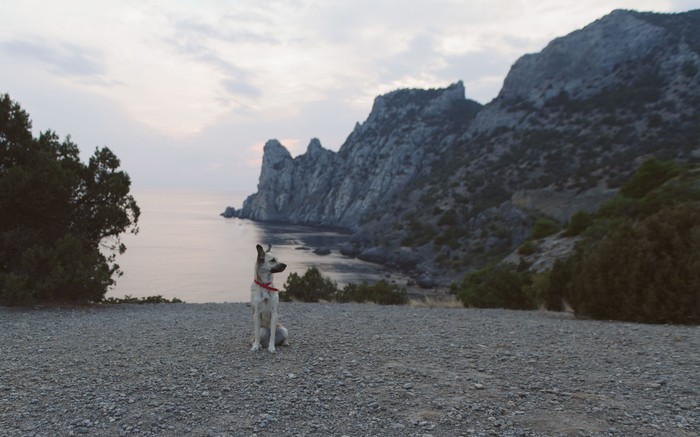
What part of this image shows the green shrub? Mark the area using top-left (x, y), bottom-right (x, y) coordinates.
top-left (531, 218), bottom-right (560, 239)
top-left (0, 235), bottom-right (115, 305)
top-left (597, 195), bottom-right (641, 219)
top-left (282, 267), bottom-right (338, 302)
top-left (282, 268), bottom-right (408, 305)
top-left (517, 240), bottom-right (538, 256)
top-left (565, 211), bottom-right (594, 236)
top-left (542, 258), bottom-right (574, 312)
top-left (338, 280), bottom-right (408, 305)
top-left (619, 158), bottom-right (680, 199)
top-left (537, 161), bottom-right (700, 324)
top-left (457, 263), bottom-right (537, 310)
top-left (523, 271), bottom-right (559, 310)
top-left (102, 295), bottom-right (184, 304)
top-left (567, 203), bottom-right (700, 324)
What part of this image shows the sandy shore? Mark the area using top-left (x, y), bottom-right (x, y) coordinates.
top-left (1, 302), bottom-right (698, 436)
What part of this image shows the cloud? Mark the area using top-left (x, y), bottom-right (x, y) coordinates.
top-left (1, 38), bottom-right (107, 79)
top-left (379, 33), bottom-right (443, 82)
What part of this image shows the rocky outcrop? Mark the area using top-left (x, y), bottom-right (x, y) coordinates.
top-left (500, 10), bottom-right (667, 103)
top-left (231, 82), bottom-right (482, 229)
top-left (227, 9), bottom-right (700, 285)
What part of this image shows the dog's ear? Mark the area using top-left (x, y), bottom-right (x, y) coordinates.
top-left (256, 244), bottom-right (266, 263)
top-left (266, 244), bottom-right (272, 253)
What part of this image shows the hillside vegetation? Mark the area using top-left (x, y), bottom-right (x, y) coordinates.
top-left (457, 159), bottom-right (700, 324)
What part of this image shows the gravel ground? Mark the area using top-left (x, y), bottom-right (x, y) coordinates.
top-left (0, 302), bottom-right (698, 437)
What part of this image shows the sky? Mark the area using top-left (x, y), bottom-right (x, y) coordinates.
top-left (1, 0), bottom-right (696, 198)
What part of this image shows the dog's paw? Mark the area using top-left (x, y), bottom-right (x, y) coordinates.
top-left (250, 343), bottom-right (261, 352)
top-left (267, 345), bottom-right (276, 353)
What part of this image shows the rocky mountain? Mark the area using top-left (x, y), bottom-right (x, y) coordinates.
top-left (226, 9), bottom-right (700, 286)
top-left (229, 82), bottom-right (481, 228)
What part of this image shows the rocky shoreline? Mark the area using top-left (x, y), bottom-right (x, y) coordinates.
top-left (1, 303), bottom-right (698, 436)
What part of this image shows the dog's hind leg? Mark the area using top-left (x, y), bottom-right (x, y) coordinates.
top-left (260, 325), bottom-right (287, 347)
top-left (276, 324), bottom-right (288, 346)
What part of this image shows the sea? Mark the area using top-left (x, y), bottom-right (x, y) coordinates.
top-left (106, 191), bottom-right (393, 303)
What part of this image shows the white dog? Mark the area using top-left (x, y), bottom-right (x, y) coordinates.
top-left (250, 244), bottom-right (288, 353)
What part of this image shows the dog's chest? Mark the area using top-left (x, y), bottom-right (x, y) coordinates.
top-left (256, 296), bottom-right (275, 326)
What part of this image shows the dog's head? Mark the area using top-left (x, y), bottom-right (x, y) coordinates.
top-left (256, 244), bottom-right (287, 275)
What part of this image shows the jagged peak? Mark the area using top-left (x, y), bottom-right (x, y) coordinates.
top-left (364, 81), bottom-right (469, 126)
top-left (373, 81), bottom-right (465, 108)
top-left (262, 139), bottom-right (292, 160)
top-left (306, 138), bottom-right (324, 153)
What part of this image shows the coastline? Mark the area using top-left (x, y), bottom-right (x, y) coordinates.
top-left (1, 303), bottom-right (697, 436)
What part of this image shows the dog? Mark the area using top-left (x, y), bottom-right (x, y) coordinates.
top-left (250, 244), bottom-right (288, 353)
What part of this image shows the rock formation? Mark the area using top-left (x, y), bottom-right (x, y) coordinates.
top-left (232, 82), bottom-right (481, 229)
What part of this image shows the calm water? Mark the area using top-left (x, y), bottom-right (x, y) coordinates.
top-left (107, 191), bottom-right (390, 303)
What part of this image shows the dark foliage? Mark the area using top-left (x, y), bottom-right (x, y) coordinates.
top-left (543, 160), bottom-right (700, 323)
top-left (567, 203), bottom-right (700, 324)
top-left (541, 258), bottom-right (570, 312)
top-left (282, 267), bottom-right (407, 305)
top-left (517, 240), bottom-right (538, 256)
top-left (102, 295), bottom-right (184, 304)
top-left (0, 94), bottom-right (139, 305)
top-left (618, 158), bottom-right (680, 199)
top-left (457, 263), bottom-right (537, 310)
top-left (564, 211), bottom-right (594, 236)
top-left (530, 218), bottom-right (560, 239)
top-left (338, 280), bottom-right (408, 305)
top-left (282, 267), bottom-right (338, 302)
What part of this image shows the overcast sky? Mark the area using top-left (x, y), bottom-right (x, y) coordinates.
top-left (1, 0), bottom-right (695, 197)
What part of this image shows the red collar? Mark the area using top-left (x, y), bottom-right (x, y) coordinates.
top-left (254, 279), bottom-right (279, 292)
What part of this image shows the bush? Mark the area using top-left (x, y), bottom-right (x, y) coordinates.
top-left (338, 280), bottom-right (408, 305)
top-left (1, 235), bottom-right (113, 304)
top-left (517, 240), bottom-right (538, 256)
top-left (102, 295), bottom-right (184, 304)
top-left (523, 271), bottom-right (560, 311)
top-left (567, 203), bottom-right (700, 324)
top-left (619, 158), bottom-right (680, 199)
top-left (457, 263), bottom-right (537, 310)
top-left (530, 218), bottom-right (560, 239)
top-left (542, 258), bottom-right (574, 312)
top-left (282, 267), bottom-right (338, 302)
top-left (565, 211), bottom-right (594, 236)
top-left (283, 268), bottom-right (409, 305)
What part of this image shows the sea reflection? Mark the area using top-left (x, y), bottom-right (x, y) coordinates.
top-left (107, 191), bottom-right (391, 303)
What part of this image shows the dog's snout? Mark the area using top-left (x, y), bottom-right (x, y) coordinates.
top-left (272, 263), bottom-right (287, 273)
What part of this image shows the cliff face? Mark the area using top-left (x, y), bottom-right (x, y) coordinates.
top-left (229, 9), bottom-right (700, 283)
top-left (232, 82), bottom-right (482, 228)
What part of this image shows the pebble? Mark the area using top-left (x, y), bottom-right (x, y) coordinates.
top-left (0, 303), bottom-right (698, 436)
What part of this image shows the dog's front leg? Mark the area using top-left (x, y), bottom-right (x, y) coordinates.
top-left (250, 303), bottom-right (261, 352)
top-left (268, 300), bottom-right (278, 353)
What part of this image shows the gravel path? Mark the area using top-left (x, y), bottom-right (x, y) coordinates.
top-left (1, 302), bottom-right (698, 436)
